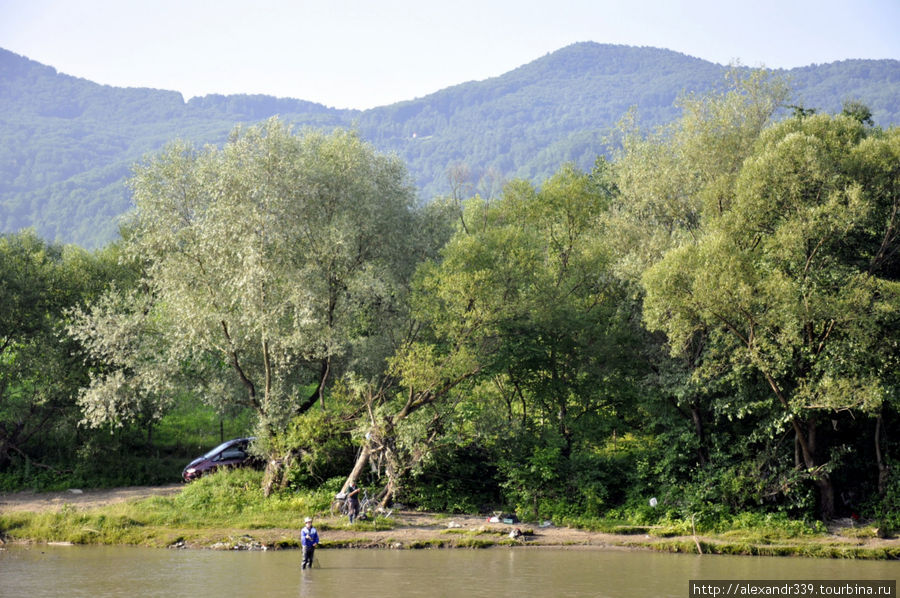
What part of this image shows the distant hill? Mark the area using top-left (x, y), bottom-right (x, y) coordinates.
top-left (2, 42), bottom-right (898, 248)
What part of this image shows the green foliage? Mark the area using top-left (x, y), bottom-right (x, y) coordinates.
top-left (0, 367), bottom-right (254, 492)
top-left (866, 459), bottom-right (900, 536)
top-left (492, 429), bottom-right (650, 523)
top-left (151, 398), bottom-right (256, 453)
top-left (400, 444), bottom-right (502, 513)
top-left (3, 45), bottom-right (899, 248)
top-left (167, 469), bottom-right (332, 528)
top-left (638, 91), bottom-right (900, 518)
top-left (2, 66), bottom-right (899, 536)
top-left (0, 231), bottom-right (141, 483)
top-left (842, 100), bottom-right (875, 126)
top-left (273, 408), bottom-right (357, 490)
top-left (0, 424), bottom-right (206, 492)
top-left (499, 441), bottom-right (569, 520)
top-left (174, 469), bottom-right (266, 516)
top-left (70, 119), bottom-right (419, 438)
top-left (715, 511), bottom-right (826, 537)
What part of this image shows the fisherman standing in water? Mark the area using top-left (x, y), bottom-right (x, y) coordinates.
top-left (301, 516), bottom-right (319, 569)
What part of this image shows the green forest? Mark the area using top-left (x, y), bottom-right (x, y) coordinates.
top-left (2, 42), bottom-right (899, 249)
top-left (1, 70), bottom-right (898, 538)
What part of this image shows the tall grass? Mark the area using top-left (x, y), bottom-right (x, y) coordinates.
top-left (0, 469), bottom-right (335, 546)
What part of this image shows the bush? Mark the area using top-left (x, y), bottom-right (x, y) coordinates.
top-left (400, 444), bottom-right (502, 513)
top-left (175, 468), bottom-right (265, 516)
top-left (271, 409), bottom-right (357, 491)
top-left (866, 460), bottom-right (900, 537)
top-left (716, 511), bottom-right (825, 537)
top-left (172, 468), bottom-right (333, 528)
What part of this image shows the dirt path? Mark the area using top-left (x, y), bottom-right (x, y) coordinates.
top-left (0, 484), bottom-right (183, 513)
top-left (320, 510), bottom-right (639, 549)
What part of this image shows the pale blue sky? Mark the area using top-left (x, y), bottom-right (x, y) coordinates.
top-left (1, 0), bottom-right (898, 109)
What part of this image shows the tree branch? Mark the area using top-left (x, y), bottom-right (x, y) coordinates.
top-left (220, 320), bottom-right (260, 413)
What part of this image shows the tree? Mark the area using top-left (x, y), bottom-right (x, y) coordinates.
top-left (842, 100), bottom-right (874, 126)
top-left (337, 164), bottom-right (640, 513)
top-left (642, 115), bottom-right (900, 519)
top-left (487, 166), bottom-right (630, 454)
top-left (0, 231), bottom-right (128, 471)
top-left (476, 165), bottom-right (640, 516)
top-left (70, 119), bottom-right (420, 443)
top-left (611, 69), bottom-right (791, 278)
top-left (609, 69), bottom-right (791, 468)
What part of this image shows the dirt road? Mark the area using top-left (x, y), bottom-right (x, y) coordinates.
top-left (0, 484), bottom-right (183, 513)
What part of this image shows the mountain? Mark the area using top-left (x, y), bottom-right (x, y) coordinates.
top-left (2, 42), bottom-right (898, 248)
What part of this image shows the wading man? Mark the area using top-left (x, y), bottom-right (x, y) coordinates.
top-left (300, 516), bottom-right (319, 569)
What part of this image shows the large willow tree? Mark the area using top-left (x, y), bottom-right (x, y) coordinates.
top-left (70, 119), bottom-right (419, 439)
top-left (609, 69), bottom-right (791, 470)
top-left (642, 114), bottom-right (900, 519)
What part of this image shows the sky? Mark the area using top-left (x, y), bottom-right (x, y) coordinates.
top-left (1, 0), bottom-right (898, 110)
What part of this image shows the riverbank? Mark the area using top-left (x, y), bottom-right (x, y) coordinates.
top-left (1, 485), bottom-right (898, 559)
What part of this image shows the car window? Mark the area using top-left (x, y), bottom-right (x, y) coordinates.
top-left (203, 440), bottom-right (237, 459)
top-left (219, 448), bottom-right (246, 461)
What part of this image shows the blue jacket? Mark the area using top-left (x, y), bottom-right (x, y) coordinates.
top-left (301, 525), bottom-right (319, 548)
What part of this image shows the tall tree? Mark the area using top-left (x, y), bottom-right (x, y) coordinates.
top-left (487, 165), bottom-right (630, 457)
top-left (0, 231), bottom-right (127, 470)
top-left (70, 119), bottom-right (419, 439)
top-left (611, 69), bottom-right (791, 278)
top-left (642, 115), bottom-right (900, 519)
top-left (339, 164), bottom-right (637, 509)
top-left (608, 70), bottom-right (791, 467)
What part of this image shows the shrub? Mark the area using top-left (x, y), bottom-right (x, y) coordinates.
top-left (865, 460), bottom-right (900, 537)
top-left (400, 444), bottom-right (502, 513)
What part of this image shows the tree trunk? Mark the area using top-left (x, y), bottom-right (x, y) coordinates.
top-left (380, 476), bottom-right (399, 507)
top-left (690, 402), bottom-right (708, 466)
top-left (665, 394), bottom-right (708, 466)
top-left (876, 413), bottom-right (890, 495)
top-left (791, 415), bottom-right (834, 520)
top-left (262, 458), bottom-right (284, 497)
top-left (336, 365), bottom-right (482, 510)
top-left (294, 358), bottom-right (331, 415)
top-left (381, 438), bottom-right (406, 508)
top-left (340, 439), bottom-right (401, 508)
top-left (558, 398), bottom-right (572, 461)
top-left (340, 444), bottom-right (372, 495)
top-left (815, 476), bottom-right (836, 521)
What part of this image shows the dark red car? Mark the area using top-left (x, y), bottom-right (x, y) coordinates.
top-left (182, 437), bottom-right (258, 482)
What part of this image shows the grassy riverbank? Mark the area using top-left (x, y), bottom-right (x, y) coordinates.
top-left (1, 471), bottom-right (897, 559)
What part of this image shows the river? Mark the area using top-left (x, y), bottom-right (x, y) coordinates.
top-left (1, 545), bottom-right (896, 597)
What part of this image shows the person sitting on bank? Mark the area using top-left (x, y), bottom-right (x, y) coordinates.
top-left (300, 516), bottom-right (319, 569)
top-left (347, 482), bottom-right (361, 523)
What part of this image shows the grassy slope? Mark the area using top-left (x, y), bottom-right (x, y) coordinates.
top-left (1, 470), bottom-right (897, 559)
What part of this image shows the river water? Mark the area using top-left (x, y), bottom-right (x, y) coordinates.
top-left (1, 545), bottom-right (896, 598)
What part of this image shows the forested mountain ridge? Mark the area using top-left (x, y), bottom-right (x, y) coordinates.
top-left (2, 41), bottom-right (898, 248)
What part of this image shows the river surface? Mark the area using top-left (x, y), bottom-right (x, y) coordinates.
top-left (1, 545), bottom-right (897, 598)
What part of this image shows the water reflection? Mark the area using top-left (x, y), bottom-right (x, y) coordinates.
top-left (1, 545), bottom-right (897, 598)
